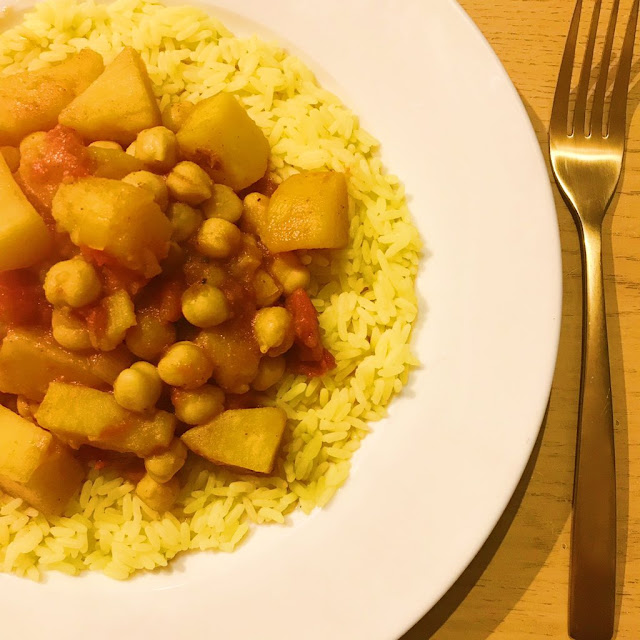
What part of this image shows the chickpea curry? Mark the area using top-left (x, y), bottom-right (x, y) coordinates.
top-left (0, 47), bottom-right (349, 517)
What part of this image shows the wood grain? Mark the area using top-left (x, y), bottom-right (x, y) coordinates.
top-left (403, 1), bottom-right (640, 638)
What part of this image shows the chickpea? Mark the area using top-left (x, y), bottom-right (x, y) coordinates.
top-left (167, 202), bottom-right (202, 242)
top-left (253, 269), bottom-right (282, 307)
top-left (130, 360), bottom-right (163, 380)
top-left (171, 384), bottom-right (224, 425)
top-left (113, 362), bottom-right (163, 412)
top-left (89, 141), bottom-right (123, 151)
top-left (253, 307), bottom-right (294, 356)
top-left (44, 258), bottom-right (102, 308)
top-left (181, 283), bottom-right (229, 328)
top-left (240, 192), bottom-right (269, 236)
top-left (1, 146), bottom-right (20, 172)
top-left (135, 473), bottom-right (180, 512)
top-left (126, 313), bottom-right (176, 361)
top-left (269, 253), bottom-right (311, 295)
top-left (51, 308), bottom-right (92, 351)
top-left (122, 171), bottom-right (169, 211)
top-left (166, 161), bottom-right (213, 205)
top-left (126, 141), bottom-right (137, 156)
top-left (135, 126), bottom-right (178, 173)
top-left (161, 101), bottom-right (194, 133)
top-left (201, 184), bottom-right (243, 223)
top-left (145, 439), bottom-right (188, 483)
top-left (196, 218), bottom-right (243, 260)
top-left (252, 355), bottom-right (286, 391)
top-left (157, 341), bottom-right (213, 389)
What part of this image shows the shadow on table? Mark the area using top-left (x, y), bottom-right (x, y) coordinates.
top-left (401, 92), bottom-right (633, 639)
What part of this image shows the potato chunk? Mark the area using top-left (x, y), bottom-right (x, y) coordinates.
top-left (59, 47), bottom-right (161, 146)
top-left (177, 93), bottom-right (270, 191)
top-left (0, 154), bottom-right (51, 272)
top-left (36, 383), bottom-right (176, 457)
top-left (88, 290), bottom-right (137, 352)
top-left (0, 405), bottom-right (53, 483)
top-left (261, 171), bottom-right (349, 252)
top-left (52, 177), bottom-right (171, 277)
top-left (0, 49), bottom-right (104, 146)
top-left (181, 408), bottom-right (287, 474)
top-left (0, 440), bottom-right (83, 516)
top-left (0, 329), bottom-right (131, 401)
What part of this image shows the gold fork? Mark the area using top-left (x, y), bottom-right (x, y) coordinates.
top-left (550, 0), bottom-right (639, 637)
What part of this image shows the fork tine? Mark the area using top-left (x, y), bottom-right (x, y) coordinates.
top-left (551, 0), bottom-right (583, 136)
top-left (608, 0), bottom-right (640, 140)
top-left (591, 0), bottom-right (620, 136)
top-left (574, 0), bottom-right (603, 135)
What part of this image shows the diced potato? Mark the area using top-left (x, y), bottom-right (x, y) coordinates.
top-left (0, 405), bottom-right (53, 483)
top-left (196, 321), bottom-right (261, 394)
top-left (0, 49), bottom-right (104, 146)
top-left (0, 329), bottom-right (131, 401)
top-left (40, 49), bottom-right (105, 97)
top-left (262, 171), bottom-right (349, 252)
top-left (181, 407), bottom-right (287, 474)
top-left (36, 382), bottom-right (176, 457)
top-left (88, 290), bottom-right (137, 352)
top-left (52, 177), bottom-right (171, 277)
top-left (177, 93), bottom-right (270, 191)
top-left (0, 440), bottom-right (84, 516)
top-left (0, 154), bottom-right (51, 272)
top-left (59, 47), bottom-right (161, 146)
top-left (88, 146), bottom-right (145, 179)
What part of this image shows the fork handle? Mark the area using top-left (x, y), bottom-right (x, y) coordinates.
top-left (569, 223), bottom-right (616, 640)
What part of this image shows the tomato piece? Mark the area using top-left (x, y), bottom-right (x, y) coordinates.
top-left (290, 348), bottom-right (336, 378)
top-left (0, 270), bottom-right (51, 327)
top-left (285, 288), bottom-right (336, 377)
top-left (18, 125), bottom-right (93, 217)
top-left (286, 288), bottom-right (321, 350)
top-left (138, 275), bottom-right (185, 323)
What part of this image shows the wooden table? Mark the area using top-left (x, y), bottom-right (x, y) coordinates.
top-left (403, 1), bottom-right (640, 638)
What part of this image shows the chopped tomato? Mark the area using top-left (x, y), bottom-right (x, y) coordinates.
top-left (290, 348), bottom-right (336, 378)
top-left (17, 125), bottom-right (94, 218)
top-left (138, 275), bottom-right (185, 323)
top-left (0, 270), bottom-right (52, 327)
top-left (285, 288), bottom-right (336, 377)
top-left (286, 288), bottom-right (322, 352)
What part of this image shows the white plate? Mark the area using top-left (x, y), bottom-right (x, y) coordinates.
top-left (1, 1), bottom-right (562, 638)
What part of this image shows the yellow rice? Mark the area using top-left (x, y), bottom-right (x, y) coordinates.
top-left (0, 0), bottom-right (421, 580)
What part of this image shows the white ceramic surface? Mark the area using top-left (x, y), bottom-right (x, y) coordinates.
top-left (1, 1), bottom-right (562, 639)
